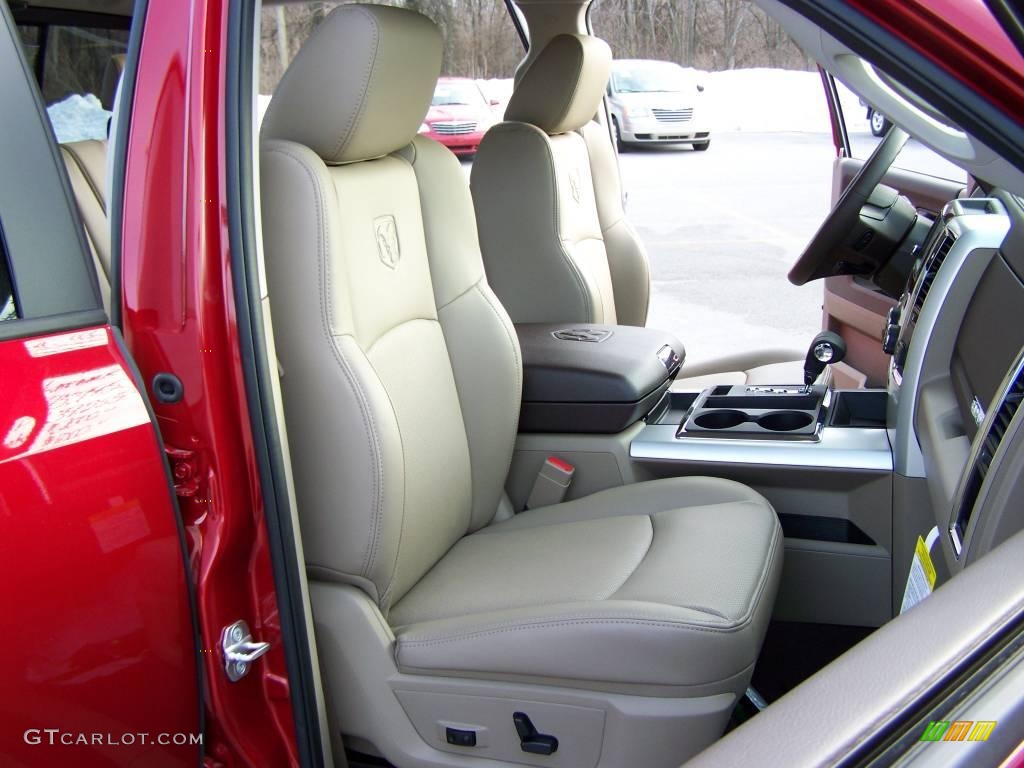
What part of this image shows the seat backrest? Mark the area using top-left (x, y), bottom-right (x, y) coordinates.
top-left (260, 5), bottom-right (521, 613)
top-left (60, 139), bottom-right (111, 312)
top-left (471, 34), bottom-right (650, 327)
top-left (57, 53), bottom-right (124, 316)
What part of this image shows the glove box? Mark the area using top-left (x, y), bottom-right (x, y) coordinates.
top-left (516, 323), bottom-right (685, 433)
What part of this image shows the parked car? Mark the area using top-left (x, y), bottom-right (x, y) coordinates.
top-left (867, 106), bottom-right (893, 136)
top-left (418, 77), bottom-right (494, 157)
top-left (606, 59), bottom-right (710, 151)
top-left (861, 98), bottom-right (893, 136)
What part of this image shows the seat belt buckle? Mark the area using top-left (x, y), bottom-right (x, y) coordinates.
top-left (525, 456), bottom-right (575, 510)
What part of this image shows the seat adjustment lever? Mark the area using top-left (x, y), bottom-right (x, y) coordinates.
top-left (513, 711), bottom-right (558, 756)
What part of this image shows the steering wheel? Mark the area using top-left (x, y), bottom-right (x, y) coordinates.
top-left (789, 125), bottom-right (910, 285)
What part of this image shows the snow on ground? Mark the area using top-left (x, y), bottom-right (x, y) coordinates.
top-left (477, 69), bottom-right (869, 135)
top-left (477, 78), bottom-right (514, 109)
top-left (46, 94), bottom-right (111, 144)
top-left (701, 68), bottom-right (869, 134)
top-left (254, 68), bottom-right (868, 136)
top-left (257, 94), bottom-right (272, 125)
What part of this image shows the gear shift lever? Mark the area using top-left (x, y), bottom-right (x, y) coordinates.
top-left (804, 331), bottom-right (847, 386)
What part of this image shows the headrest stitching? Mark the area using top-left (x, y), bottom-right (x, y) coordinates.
top-left (331, 5), bottom-right (381, 164)
top-left (550, 42), bottom-right (586, 134)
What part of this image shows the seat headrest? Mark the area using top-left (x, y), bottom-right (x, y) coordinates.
top-left (504, 34), bottom-right (612, 135)
top-left (262, 5), bottom-right (442, 164)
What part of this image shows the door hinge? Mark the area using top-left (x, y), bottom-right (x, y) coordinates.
top-left (221, 620), bottom-right (270, 682)
top-left (165, 445), bottom-right (200, 497)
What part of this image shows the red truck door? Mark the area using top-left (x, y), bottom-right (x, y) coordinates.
top-left (0, 5), bottom-right (201, 766)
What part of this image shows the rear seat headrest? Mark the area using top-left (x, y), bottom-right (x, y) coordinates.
top-left (261, 4), bottom-right (442, 165)
top-left (504, 34), bottom-right (612, 135)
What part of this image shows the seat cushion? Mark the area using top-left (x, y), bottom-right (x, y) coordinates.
top-left (389, 477), bottom-right (782, 695)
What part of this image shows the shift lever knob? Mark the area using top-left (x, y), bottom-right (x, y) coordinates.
top-left (804, 331), bottom-right (847, 386)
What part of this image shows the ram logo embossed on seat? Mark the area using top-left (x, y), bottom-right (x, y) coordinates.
top-left (568, 168), bottom-right (582, 204)
top-left (374, 215), bottom-right (401, 269)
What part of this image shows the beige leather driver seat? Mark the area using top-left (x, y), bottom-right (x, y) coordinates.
top-left (471, 34), bottom-right (806, 389)
top-left (260, 6), bottom-right (782, 766)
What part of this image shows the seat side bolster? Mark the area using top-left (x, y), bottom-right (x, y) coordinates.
top-left (471, 122), bottom-right (595, 324)
top-left (579, 121), bottom-right (651, 327)
top-left (404, 136), bottom-right (524, 530)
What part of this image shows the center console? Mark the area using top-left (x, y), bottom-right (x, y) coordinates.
top-left (514, 321), bottom-right (894, 627)
top-left (510, 193), bottom-right (1022, 631)
top-left (516, 323), bottom-right (684, 434)
top-left (636, 387), bottom-right (890, 470)
top-left (514, 320), bottom-right (891, 472)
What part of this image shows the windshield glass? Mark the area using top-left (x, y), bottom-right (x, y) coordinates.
top-left (612, 63), bottom-right (691, 93)
top-left (432, 81), bottom-right (484, 106)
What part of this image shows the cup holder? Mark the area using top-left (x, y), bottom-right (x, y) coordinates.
top-left (693, 409), bottom-right (748, 429)
top-left (758, 410), bottom-right (814, 432)
top-left (683, 388), bottom-right (823, 439)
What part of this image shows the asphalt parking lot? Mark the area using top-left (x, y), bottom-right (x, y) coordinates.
top-left (465, 130), bottom-right (965, 370)
top-left (619, 131), bottom-right (834, 367)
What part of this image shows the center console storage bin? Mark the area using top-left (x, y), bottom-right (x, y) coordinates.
top-left (828, 389), bottom-right (888, 428)
top-left (517, 323), bottom-right (685, 434)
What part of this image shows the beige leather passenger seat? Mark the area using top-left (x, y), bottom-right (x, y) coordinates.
top-left (260, 6), bottom-right (782, 766)
top-left (471, 34), bottom-right (806, 389)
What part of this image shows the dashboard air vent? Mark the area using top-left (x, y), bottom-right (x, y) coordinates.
top-left (911, 231), bottom-right (956, 323)
top-left (950, 350), bottom-right (1024, 556)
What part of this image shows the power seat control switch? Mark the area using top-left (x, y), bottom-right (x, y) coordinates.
top-left (445, 727), bottom-right (477, 748)
top-left (513, 712), bottom-right (558, 756)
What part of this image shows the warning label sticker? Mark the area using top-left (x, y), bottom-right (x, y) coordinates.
top-left (900, 526), bottom-right (939, 614)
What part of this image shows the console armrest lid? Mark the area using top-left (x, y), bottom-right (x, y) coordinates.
top-left (516, 323), bottom-right (685, 404)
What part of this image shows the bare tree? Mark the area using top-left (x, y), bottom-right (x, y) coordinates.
top-left (258, 0), bottom-right (811, 95)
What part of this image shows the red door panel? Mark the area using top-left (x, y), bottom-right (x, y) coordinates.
top-left (0, 326), bottom-right (200, 767)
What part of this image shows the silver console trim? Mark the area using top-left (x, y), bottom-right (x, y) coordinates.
top-left (890, 206), bottom-right (1010, 477)
top-left (631, 425), bottom-right (892, 471)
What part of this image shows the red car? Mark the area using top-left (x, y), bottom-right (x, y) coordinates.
top-left (418, 77), bottom-right (495, 157)
top-left (3, 1), bottom-right (1024, 767)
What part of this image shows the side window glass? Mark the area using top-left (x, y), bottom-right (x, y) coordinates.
top-left (587, 7), bottom-right (839, 366)
top-left (842, 92), bottom-right (968, 183)
top-left (16, 26), bottom-right (39, 72)
top-left (37, 26), bottom-right (129, 144)
top-left (0, 223), bottom-right (18, 323)
top-left (2, 16), bottom-right (112, 324)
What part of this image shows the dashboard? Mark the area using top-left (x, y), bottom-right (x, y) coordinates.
top-left (887, 190), bottom-right (1024, 572)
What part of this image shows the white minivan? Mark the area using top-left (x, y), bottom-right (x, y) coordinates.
top-left (607, 59), bottom-right (711, 151)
